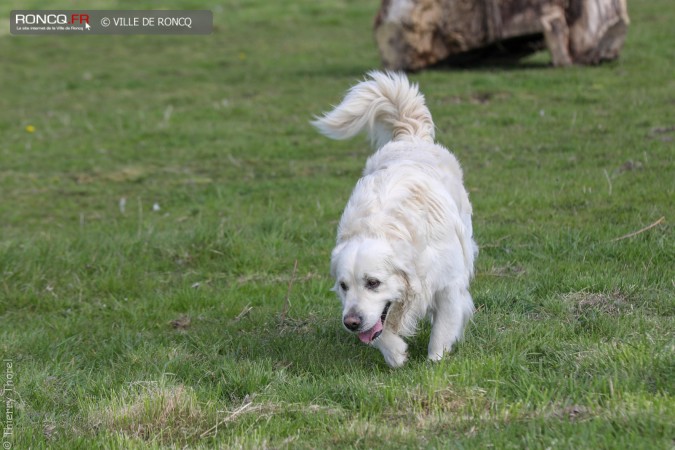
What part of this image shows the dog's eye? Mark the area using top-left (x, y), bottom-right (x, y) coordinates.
top-left (365, 278), bottom-right (381, 290)
top-left (339, 282), bottom-right (348, 291)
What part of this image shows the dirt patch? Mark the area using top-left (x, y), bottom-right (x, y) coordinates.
top-left (169, 315), bottom-right (191, 330)
top-left (617, 160), bottom-right (643, 173)
top-left (435, 91), bottom-right (511, 106)
top-left (551, 404), bottom-right (591, 421)
top-left (648, 125), bottom-right (674, 142)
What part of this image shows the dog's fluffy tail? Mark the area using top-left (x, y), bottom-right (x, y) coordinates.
top-left (312, 71), bottom-right (435, 149)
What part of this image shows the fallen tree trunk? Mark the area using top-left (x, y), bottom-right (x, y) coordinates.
top-left (374, 0), bottom-right (629, 70)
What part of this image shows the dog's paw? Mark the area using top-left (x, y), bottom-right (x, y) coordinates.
top-left (383, 349), bottom-right (408, 368)
top-left (374, 331), bottom-right (408, 368)
top-left (427, 342), bottom-right (453, 362)
top-left (427, 350), bottom-right (445, 362)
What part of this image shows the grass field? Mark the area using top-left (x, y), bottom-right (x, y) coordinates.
top-left (1, 0), bottom-right (673, 448)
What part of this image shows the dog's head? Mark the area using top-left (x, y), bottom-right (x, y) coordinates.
top-left (330, 237), bottom-right (420, 344)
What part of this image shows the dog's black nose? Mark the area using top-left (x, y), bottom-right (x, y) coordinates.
top-left (343, 313), bottom-right (361, 331)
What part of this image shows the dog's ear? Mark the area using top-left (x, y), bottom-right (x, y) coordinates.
top-left (329, 242), bottom-right (348, 280)
top-left (387, 241), bottom-right (422, 300)
top-left (384, 241), bottom-right (423, 335)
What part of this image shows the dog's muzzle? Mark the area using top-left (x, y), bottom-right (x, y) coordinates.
top-left (354, 301), bottom-right (392, 344)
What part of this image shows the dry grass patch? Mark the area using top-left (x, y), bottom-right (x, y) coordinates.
top-left (236, 271), bottom-right (324, 285)
top-left (384, 385), bottom-right (490, 429)
top-left (200, 398), bottom-right (345, 440)
top-left (85, 381), bottom-right (211, 445)
top-left (562, 290), bottom-right (630, 316)
top-left (484, 264), bottom-right (527, 278)
top-left (86, 383), bottom-right (347, 446)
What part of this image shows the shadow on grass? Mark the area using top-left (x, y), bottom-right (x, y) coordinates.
top-left (209, 312), bottom-right (443, 379)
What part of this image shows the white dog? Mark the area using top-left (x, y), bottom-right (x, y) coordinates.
top-left (312, 71), bottom-right (477, 367)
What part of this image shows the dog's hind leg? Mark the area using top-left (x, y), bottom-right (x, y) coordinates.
top-left (373, 329), bottom-right (408, 368)
top-left (428, 286), bottom-right (474, 361)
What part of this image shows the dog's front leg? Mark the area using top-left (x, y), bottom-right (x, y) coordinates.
top-left (373, 329), bottom-right (408, 367)
top-left (428, 286), bottom-right (473, 361)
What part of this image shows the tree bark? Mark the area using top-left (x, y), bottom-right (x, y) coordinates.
top-left (374, 0), bottom-right (629, 70)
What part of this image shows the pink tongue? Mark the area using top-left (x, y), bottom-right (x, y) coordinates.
top-left (358, 319), bottom-right (383, 344)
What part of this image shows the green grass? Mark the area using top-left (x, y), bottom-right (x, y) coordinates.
top-left (0, 0), bottom-right (673, 448)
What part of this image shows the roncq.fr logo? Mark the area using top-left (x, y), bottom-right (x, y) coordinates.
top-left (15, 13), bottom-right (90, 26)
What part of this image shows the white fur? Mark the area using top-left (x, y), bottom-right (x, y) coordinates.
top-left (313, 71), bottom-right (477, 367)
